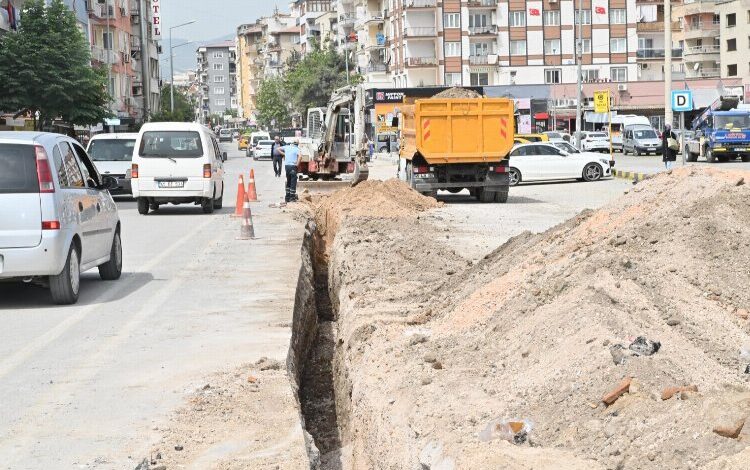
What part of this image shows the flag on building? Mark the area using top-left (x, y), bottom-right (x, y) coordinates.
top-left (529, 8), bottom-right (540, 16)
top-left (595, 6), bottom-right (606, 14)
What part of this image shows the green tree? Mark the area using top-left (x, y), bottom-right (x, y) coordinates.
top-left (256, 78), bottom-right (290, 129)
top-left (151, 85), bottom-right (195, 122)
top-left (0, 0), bottom-right (110, 131)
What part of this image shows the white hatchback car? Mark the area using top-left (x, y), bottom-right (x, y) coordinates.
top-left (254, 139), bottom-right (274, 160)
top-left (508, 143), bottom-right (612, 186)
top-left (0, 132), bottom-right (121, 304)
top-left (580, 132), bottom-right (611, 152)
top-left (86, 132), bottom-right (138, 195)
top-left (131, 123), bottom-right (226, 215)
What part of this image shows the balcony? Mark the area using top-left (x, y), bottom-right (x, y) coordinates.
top-left (636, 19), bottom-right (680, 32)
top-left (467, 0), bottom-right (498, 8)
top-left (405, 0), bottom-right (437, 7)
top-left (636, 48), bottom-right (683, 59)
top-left (677, 0), bottom-right (717, 16)
top-left (683, 44), bottom-right (720, 56)
top-left (682, 22), bottom-right (720, 40)
top-left (90, 4), bottom-right (115, 20)
top-left (404, 27), bottom-right (437, 37)
top-left (91, 46), bottom-right (118, 65)
top-left (339, 13), bottom-right (356, 27)
top-left (405, 56), bottom-right (438, 67)
top-left (131, 36), bottom-right (141, 51)
top-left (469, 54), bottom-right (498, 65)
top-left (468, 25), bottom-right (497, 35)
top-left (356, 12), bottom-right (386, 27)
top-left (361, 63), bottom-right (388, 74)
top-left (685, 67), bottom-right (720, 78)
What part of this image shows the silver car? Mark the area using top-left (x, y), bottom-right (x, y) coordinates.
top-left (0, 132), bottom-right (121, 304)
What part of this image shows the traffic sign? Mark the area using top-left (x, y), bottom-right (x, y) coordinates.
top-left (671, 90), bottom-right (693, 112)
top-left (594, 90), bottom-right (610, 113)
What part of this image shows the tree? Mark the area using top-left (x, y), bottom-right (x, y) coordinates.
top-left (282, 45), bottom-right (352, 119)
top-left (256, 78), bottom-right (290, 130)
top-left (0, 0), bottom-right (110, 131)
top-left (151, 85), bottom-right (195, 122)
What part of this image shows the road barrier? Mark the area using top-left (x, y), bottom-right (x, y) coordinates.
top-left (232, 174), bottom-right (247, 218)
top-left (239, 192), bottom-right (256, 240)
top-left (247, 168), bottom-right (258, 202)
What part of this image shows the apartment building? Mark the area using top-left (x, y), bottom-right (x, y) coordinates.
top-left (292, 0), bottom-right (334, 54)
top-left (634, 0), bottom-right (682, 81)
top-left (673, 0), bottom-right (721, 78)
top-left (236, 22), bottom-right (264, 120)
top-left (0, 0), bottom-right (21, 34)
top-left (196, 41), bottom-right (238, 122)
top-left (717, 0), bottom-right (750, 84)
top-left (259, 13), bottom-right (301, 78)
top-left (129, 0), bottom-right (161, 121)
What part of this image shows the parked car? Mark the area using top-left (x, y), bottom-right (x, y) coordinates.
top-left (0, 132), bottom-right (121, 304)
top-left (622, 125), bottom-right (662, 156)
top-left (507, 142), bottom-right (612, 186)
top-left (580, 131), bottom-right (611, 152)
top-left (543, 131), bottom-right (569, 143)
top-left (246, 131), bottom-right (271, 158)
top-left (218, 128), bottom-right (233, 143)
top-left (232, 130), bottom-right (240, 140)
top-left (254, 140), bottom-right (274, 160)
top-left (86, 132), bottom-right (138, 195)
top-left (515, 133), bottom-right (549, 143)
top-left (131, 122), bottom-right (226, 215)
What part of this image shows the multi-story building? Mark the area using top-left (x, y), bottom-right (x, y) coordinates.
top-left (292, 0), bottom-right (334, 54)
top-left (673, 0), bottom-right (721, 78)
top-left (236, 22), bottom-right (264, 120)
top-left (0, 0), bottom-right (22, 34)
top-left (196, 41), bottom-right (238, 123)
top-left (716, 0), bottom-right (750, 84)
top-left (129, 0), bottom-right (161, 121)
top-left (634, 0), bottom-right (682, 81)
top-left (259, 13), bottom-right (301, 78)
top-left (2, 0), bottom-right (88, 36)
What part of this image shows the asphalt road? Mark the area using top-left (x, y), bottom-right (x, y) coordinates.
top-left (610, 150), bottom-right (750, 175)
top-left (0, 143), bottom-right (303, 469)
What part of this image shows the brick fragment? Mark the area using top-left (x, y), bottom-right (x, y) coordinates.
top-left (661, 385), bottom-right (698, 401)
top-left (602, 377), bottom-right (632, 406)
top-left (713, 419), bottom-right (746, 439)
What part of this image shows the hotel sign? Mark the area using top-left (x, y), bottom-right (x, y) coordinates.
top-left (152, 0), bottom-right (162, 40)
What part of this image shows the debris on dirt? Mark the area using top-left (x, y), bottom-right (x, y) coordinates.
top-left (478, 418), bottom-right (533, 444)
top-left (602, 377), bottom-right (633, 406)
top-left (432, 87), bottom-right (482, 99)
top-left (628, 336), bottom-right (661, 356)
top-left (247, 375), bottom-right (258, 383)
top-left (255, 356), bottom-right (282, 371)
top-left (713, 419), bottom-right (746, 439)
top-left (661, 384), bottom-right (698, 400)
top-left (174, 445), bottom-right (183, 451)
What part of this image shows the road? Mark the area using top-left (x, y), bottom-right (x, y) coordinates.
top-left (0, 144), bottom-right (304, 469)
top-left (611, 150), bottom-right (750, 175)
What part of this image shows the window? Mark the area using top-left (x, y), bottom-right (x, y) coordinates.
top-left (727, 64), bottom-right (737, 76)
top-left (471, 42), bottom-right (490, 56)
top-left (139, 132), bottom-right (204, 158)
top-left (610, 67), bottom-right (627, 82)
top-left (445, 72), bottom-right (462, 86)
top-left (443, 13), bottom-right (460, 28)
top-left (713, 14), bottom-right (720, 25)
top-left (444, 41), bottom-right (461, 57)
top-left (581, 69), bottom-right (599, 81)
top-left (213, 87), bottom-right (225, 94)
top-left (726, 13), bottom-right (736, 27)
top-left (544, 39), bottom-right (561, 54)
top-left (638, 37), bottom-right (654, 50)
top-left (510, 40), bottom-right (526, 55)
top-left (544, 69), bottom-right (561, 84)
top-left (470, 73), bottom-right (489, 86)
top-left (231, 98), bottom-right (238, 107)
top-left (575, 10), bottom-right (592, 25)
top-left (543, 10), bottom-right (560, 26)
top-left (214, 75), bottom-right (225, 83)
top-left (727, 38), bottom-right (737, 51)
top-left (510, 11), bottom-right (526, 27)
top-left (610, 9), bottom-right (626, 24)
top-left (213, 51), bottom-right (224, 58)
top-left (216, 99), bottom-right (226, 106)
top-left (58, 143), bottom-right (85, 188)
top-left (469, 14), bottom-right (488, 28)
top-left (213, 63), bottom-right (224, 71)
top-left (577, 38), bottom-right (592, 54)
top-left (610, 38), bottom-right (627, 53)
top-left (103, 31), bottom-right (114, 50)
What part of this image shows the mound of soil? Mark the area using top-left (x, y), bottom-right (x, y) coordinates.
top-left (432, 87), bottom-right (482, 99)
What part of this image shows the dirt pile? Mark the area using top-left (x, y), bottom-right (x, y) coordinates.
top-left (432, 87), bottom-right (483, 99)
top-left (320, 167), bottom-right (750, 469)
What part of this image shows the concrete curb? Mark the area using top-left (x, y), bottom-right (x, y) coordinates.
top-left (612, 169), bottom-right (650, 183)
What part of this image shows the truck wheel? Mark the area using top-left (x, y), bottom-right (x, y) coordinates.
top-left (583, 163), bottom-right (603, 182)
top-left (508, 168), bottom-right (521, 186)
top-left (137, 197), bottom-right (149, 215)
top-left (479, 188), bottom-right (495, 203)
top-left (705, 146), bottom-right (715, 163)
top-left (50, 244), bottom-right (80, 305)
top-left (494, 188), bottom-right (509, 203)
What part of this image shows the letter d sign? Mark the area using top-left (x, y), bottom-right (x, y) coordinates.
top-left (671, 90), bottom-right (693, 112)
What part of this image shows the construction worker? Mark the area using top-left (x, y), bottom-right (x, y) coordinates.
top-left (278, 138), bottom-right (300, 202)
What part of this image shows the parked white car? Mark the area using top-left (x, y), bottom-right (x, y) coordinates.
top-left (580, 132), bottom-right (611, 152)
top-left (254, 139), bottom-right (274, 160)
top-left (86, 132), bottom-right (138, 195)
top-left (508, 142), bottom-right (612, 186)
top-left (0, 132), bottom-right (122, 304)
top-left (131, 122), bottom-right (226, 215)
top-left (247, 131), bottom-right (271, 158)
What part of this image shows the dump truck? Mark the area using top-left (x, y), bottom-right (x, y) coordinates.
top-left (685, 95), bottom-right (750, 163)
top-left (399, 97), bottom-right (515, 203)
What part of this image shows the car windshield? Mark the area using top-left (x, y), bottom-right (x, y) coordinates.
top-left (139, 131), bottom-right (203, 158)
top-left (258, 140), bottom-right (274, 146)
top-left (87, 139), bottom-right (136, 161)
top-left (589, 133), bottom-right (607, 138)
top-left (546, 132), bottom-right (562, 139)
top-left (715, 115), bottom-right (750, 129)
top-left (554, 142), bottom-right (579, 153)
top-left (252, 136), bottom-right (268, 144)
top-left (0, 144), bottom-right (38, 194)
top-left (220, 130), bottom-right (231, 136)
top-left (633, 129), bottom-right (657, 139)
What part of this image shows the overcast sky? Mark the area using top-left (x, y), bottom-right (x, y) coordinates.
top-left (159, 0), bottom-right (290, 43)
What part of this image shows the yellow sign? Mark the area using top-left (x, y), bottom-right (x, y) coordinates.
top-left (594, 90), bottom-right (610, 114)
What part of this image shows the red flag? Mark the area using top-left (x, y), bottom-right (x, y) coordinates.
top-left (529, 8), bottom-right (540, 16)
top-left (595, 6), bottom-right (606, 14)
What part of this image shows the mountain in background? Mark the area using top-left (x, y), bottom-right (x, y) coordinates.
top-left (160, 34), bottom-right (235, 80)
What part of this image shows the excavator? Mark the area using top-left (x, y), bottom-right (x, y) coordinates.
top-left (297, 85), bottom-right (369, 189)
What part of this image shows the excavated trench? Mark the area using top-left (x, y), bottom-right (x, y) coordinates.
top-left (287, 221), bottom-right (349, 469)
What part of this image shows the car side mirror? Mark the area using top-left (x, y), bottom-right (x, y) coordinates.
top-left (101, 175), bottom-right (118, 190)
top-left (222, 152), bottom-right (228, 161)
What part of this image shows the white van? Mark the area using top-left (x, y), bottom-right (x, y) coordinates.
top-left (131, 122), bottom-right (226, 215)
top-left (247, 131), bottom-right (271, 158)
top-left (86, 132), bottom-right (138, 195)
top-left (610, 115), bottom-right (651, 150)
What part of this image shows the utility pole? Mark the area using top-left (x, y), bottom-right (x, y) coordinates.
top-left (664, 0), bottom-right (673, 129)
top-left (170, 20), bottom-right (197, 113)
top-left (574, 0), bottom-right (583, 148)
top-left (139, 0), bottom-right (151, 121)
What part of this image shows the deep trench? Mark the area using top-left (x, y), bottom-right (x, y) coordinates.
top-left (288, 221), bottom-right (347, 469)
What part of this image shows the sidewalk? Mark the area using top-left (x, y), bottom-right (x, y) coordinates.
top-left (611, 153), bottom-right (750, 181)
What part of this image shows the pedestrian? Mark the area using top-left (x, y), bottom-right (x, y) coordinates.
top-left (278, 138), bottom-right (300, 202)
top-left (271, 135), bottom-right (284, 177)
top-left (662, 123), bottom-right (678, 170)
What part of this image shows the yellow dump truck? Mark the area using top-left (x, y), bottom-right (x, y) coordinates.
top-left (400, 97), bottom-right (515, 203)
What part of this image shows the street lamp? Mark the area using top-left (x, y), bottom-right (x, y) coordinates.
top-left (170, 20), bottom-right (197, 113)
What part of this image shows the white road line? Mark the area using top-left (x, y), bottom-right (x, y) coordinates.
top-left (0, 216), bottom-right (216, 381)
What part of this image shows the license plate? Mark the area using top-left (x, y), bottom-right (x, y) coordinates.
top-left (158, 181), bottom-right (184, 188)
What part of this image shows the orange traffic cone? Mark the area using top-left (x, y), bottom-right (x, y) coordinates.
top-left (247, 168), bottom-right (258, 202)
top-left (238, 192), bottom-right (256, 240)
top-left (231, 174), bottom-right (246, 218)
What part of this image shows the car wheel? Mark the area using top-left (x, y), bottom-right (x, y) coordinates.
top-left (201, 195), bottom-right (215, 214)
top-left (379, 146), bottom-right (388, 153)
top-left (98, 230), bottom-right (122, 281)
top-left (137, 197), bottom-right (149, 215)
top-left (50, 244), bottom-right (80, 305)
top-left (508, 167), bottom-right (521, 186)
top-left (213, 185), bottom-right (224, 209)
top-left (583, 162), bottom-right (603, 182)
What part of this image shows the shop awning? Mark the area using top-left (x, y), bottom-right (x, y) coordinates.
top-left (534, 112), bottom-right (549, 120)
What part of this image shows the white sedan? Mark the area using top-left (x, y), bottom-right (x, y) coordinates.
top-left (508, 143), bottom-right (612, 186)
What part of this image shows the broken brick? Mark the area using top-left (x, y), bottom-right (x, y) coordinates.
top-left (713, 419), bottom-right (746, 439)
top-left (661, 385), bottom-right (698, 401)
top-left (601, 377), bottom-right (632, 406)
